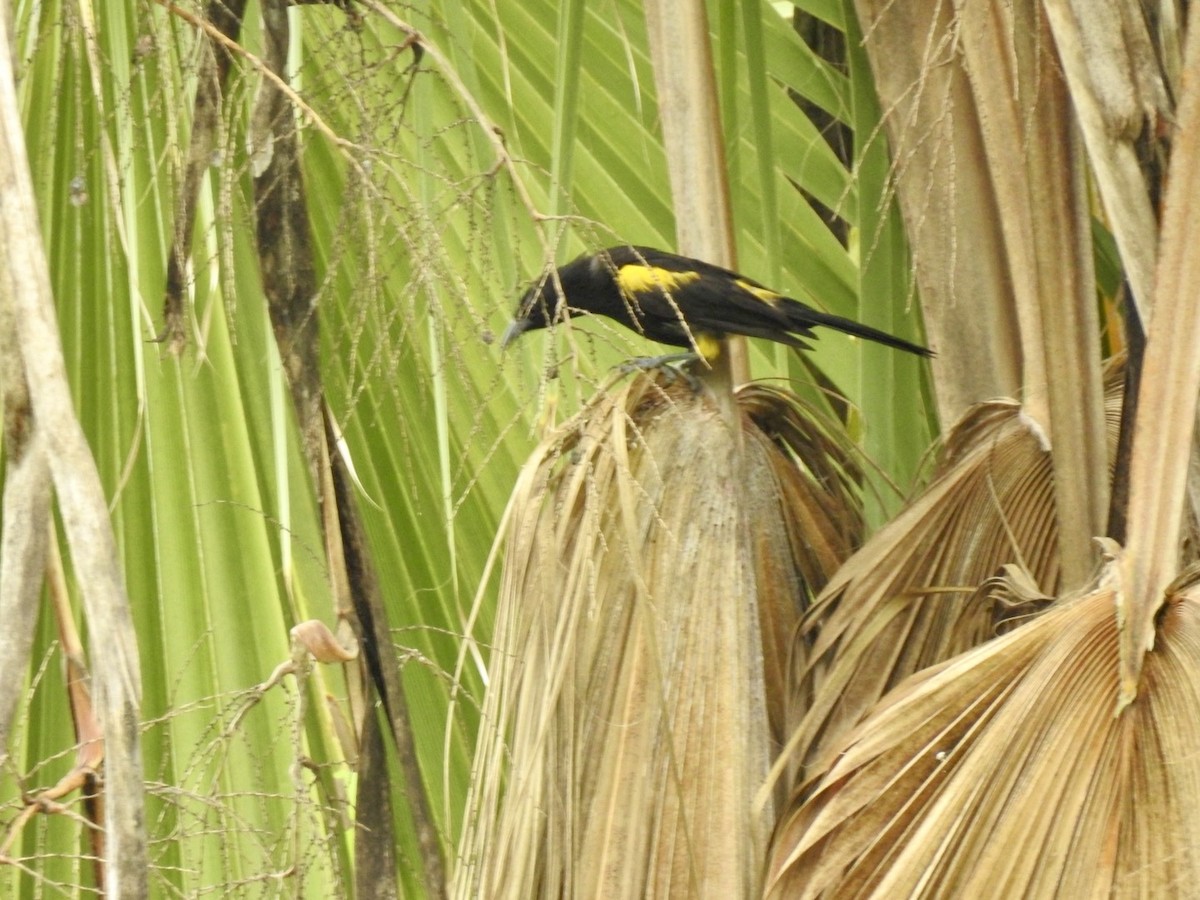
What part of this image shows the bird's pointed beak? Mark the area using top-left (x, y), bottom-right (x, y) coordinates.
top-left (500, 318), bottom-right (530, 350)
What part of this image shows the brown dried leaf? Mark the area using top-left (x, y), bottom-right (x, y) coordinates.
top-left (290, 618), bottom-right (359, 664)
top-left (861, 0), bottom-right (1109, 585)
top-left (1043, 0), bottom-right (1166, 315)
top-left (766, 550), bottom-right (1200, 898)
top-left (784, 401), bottom-right (1058, 777)
top-left (461, 374), bottom-right (853, 899)
top-left (782, 369), bottom-right (1125, 781)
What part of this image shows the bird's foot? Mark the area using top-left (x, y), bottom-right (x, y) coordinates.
top-left (618, 353), bottom-right (704, 391)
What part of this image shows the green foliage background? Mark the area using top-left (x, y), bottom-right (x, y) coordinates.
top-left (1, 0), bottom-right (934, 893)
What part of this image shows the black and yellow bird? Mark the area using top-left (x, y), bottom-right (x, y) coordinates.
top-left (502, 245), bottom-right (931, 361)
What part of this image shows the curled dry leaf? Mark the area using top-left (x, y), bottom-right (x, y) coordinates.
top-left (290, 619), bottom-right (359, 664)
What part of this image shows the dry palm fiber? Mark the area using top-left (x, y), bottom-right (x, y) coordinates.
top-left (782, 363), bottom-right (1125, 777)
top-left (461, 372), bottom-right (860, 899)
top-left (765, 553), bottom-right (1200, 898)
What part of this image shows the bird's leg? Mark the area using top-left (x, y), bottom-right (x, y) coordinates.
top-left (617, 352), bottom-right (705, 390)
top-left (621, 351), bottom-right (698, 370)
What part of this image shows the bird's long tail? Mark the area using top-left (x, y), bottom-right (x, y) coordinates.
top-left (796, 306), bottom-right (932, 358)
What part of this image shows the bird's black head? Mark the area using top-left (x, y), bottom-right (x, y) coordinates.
top-left (501, 277), bottom-right (560, 349)
top-left (502, 255), bottom-right (600, 349)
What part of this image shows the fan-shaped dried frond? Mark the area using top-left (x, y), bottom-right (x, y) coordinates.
top-left (459, 373), bottom-right (859, 899)
top-left (765, 548), bottom-right (1200, 898)
top-left (781, 368), bottom-right (1125, 779)
top-left (782, 401), bottom-right (1057, 780)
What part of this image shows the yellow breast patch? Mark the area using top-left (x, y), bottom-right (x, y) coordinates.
top-left (694, 332), bottom-right (723, 360)
top-left (616, 264), bottom-right (701, 295)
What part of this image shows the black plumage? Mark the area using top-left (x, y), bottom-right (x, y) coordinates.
top-left (502, 245), bottom-right (931, 361)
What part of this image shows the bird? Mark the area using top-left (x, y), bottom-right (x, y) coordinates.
top-left (501, 245), bottom-right (932, 362)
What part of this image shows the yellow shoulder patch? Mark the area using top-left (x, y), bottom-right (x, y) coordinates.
top-left (616, 264), bottom-right (701, 295)
top-left (735, 279), bottom-right (781, 305)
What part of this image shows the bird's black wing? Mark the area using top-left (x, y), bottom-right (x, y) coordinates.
top-left (612, 246), bottom-right (930, 356)
top-left (600, 247), bottom-right (808, 346)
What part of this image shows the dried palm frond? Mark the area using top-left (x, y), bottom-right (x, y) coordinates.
top-left (765, 549), bottom-right (1200, 898)
top-left (459, 372), bottom-right (862, 899)
top-left (778, 363), bottom-right (1125, 782)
